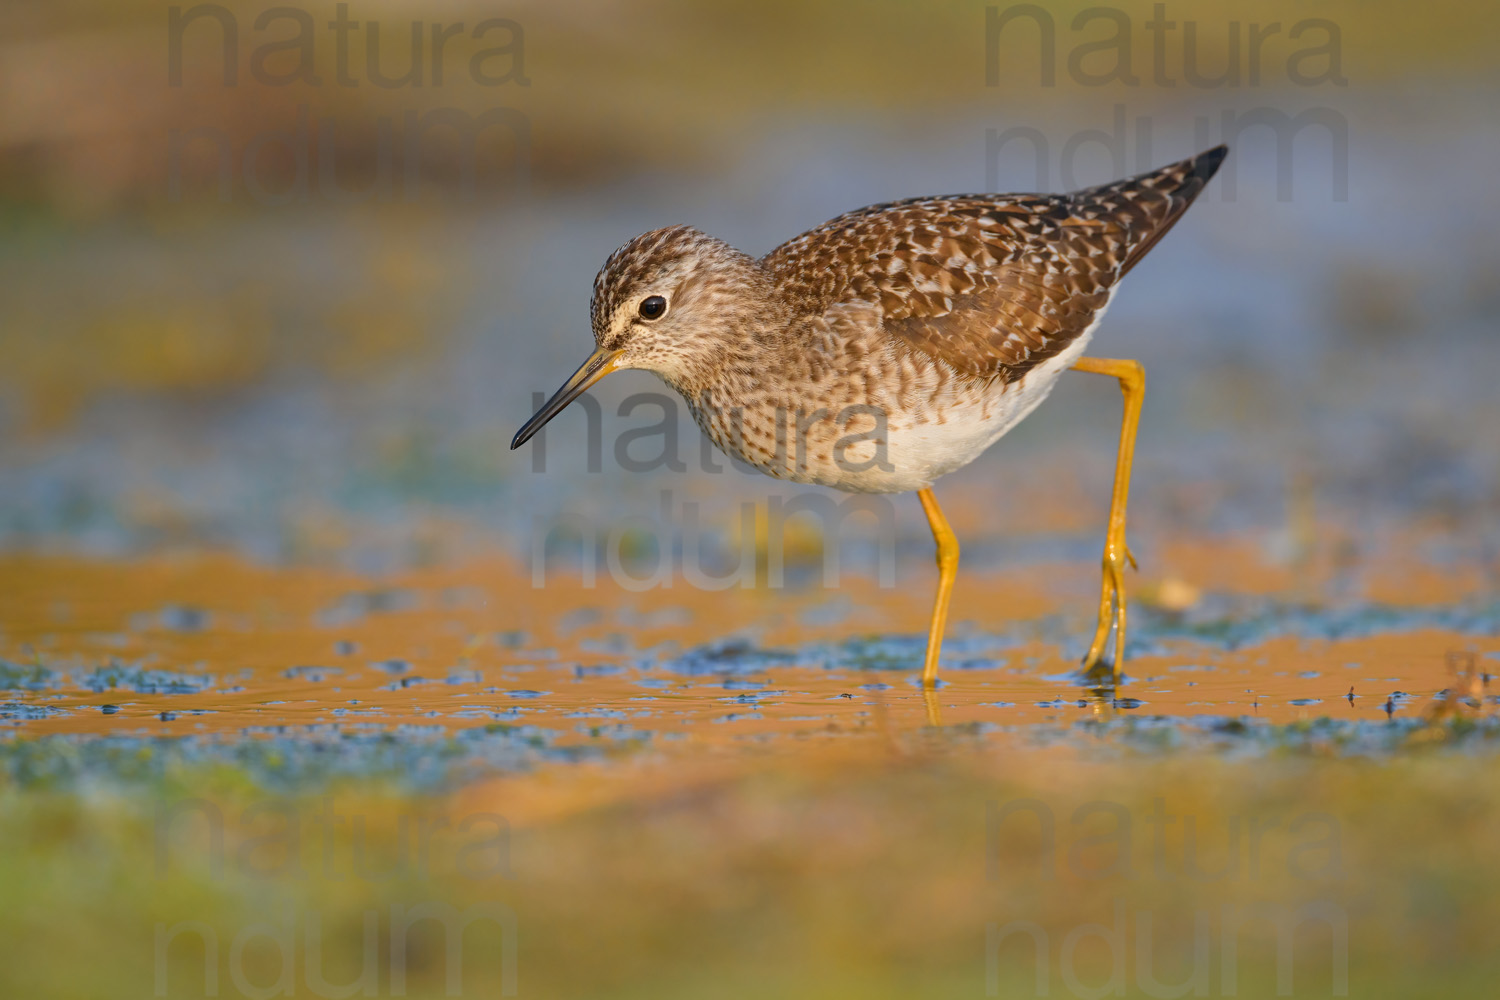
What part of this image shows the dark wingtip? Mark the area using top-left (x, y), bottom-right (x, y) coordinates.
top-left (1110, 144), bottom-right (1228, 278)
top-left (1194, 144), bottom-right (1229, 182)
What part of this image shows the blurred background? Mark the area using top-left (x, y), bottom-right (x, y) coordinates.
top-left (2, 0), bottom-right (1496, 582)
top-left (5, 4), bottom-right (1500, 998)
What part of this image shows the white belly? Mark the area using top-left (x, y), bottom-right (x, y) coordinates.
top-left (834, 327), bottom-right (1098, 493)
top-left (685, 295), bottom-right (1113, 495)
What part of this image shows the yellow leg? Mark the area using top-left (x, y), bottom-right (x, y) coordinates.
top-left (917, 487), bottom-right (960, 688)
top-left (1070, 357), bottom-right (1145, 684)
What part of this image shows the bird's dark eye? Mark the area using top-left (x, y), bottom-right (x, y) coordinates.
top-left (638, 295), bottom-right (667, 320)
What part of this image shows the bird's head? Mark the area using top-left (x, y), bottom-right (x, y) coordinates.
top-left (512, 224), bottom-right (774, 449)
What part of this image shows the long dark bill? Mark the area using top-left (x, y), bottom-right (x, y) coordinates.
top-left (511, 348), bottom-right (623, 450)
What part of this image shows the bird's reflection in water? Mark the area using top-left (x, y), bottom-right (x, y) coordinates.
top-left (917, 656), bottom-right (1125, 729)
top-left (922, 686), bottom-right (943, 728)
top-left (1083, 662), bottom-right (1121, 719)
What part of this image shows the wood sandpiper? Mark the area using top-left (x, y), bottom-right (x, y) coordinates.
top-left (514, 145), bottom-right (1228, 688)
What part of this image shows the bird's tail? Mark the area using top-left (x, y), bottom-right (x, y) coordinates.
top-left (1071, 145), bottom-right (1228, 278)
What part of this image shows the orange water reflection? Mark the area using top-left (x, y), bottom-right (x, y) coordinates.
top-left (4, 533), bottom-right (1493, 754)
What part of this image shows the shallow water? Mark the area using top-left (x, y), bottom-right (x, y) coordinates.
top-left (4, 523), bottom-right (1495, 788)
